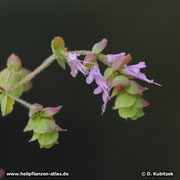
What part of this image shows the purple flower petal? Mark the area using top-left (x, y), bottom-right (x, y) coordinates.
top-left (123, 62), bottom-right (162, 86)
top-left (107, 52), bottom-right (126, 63)
top-left (66, 53), bottom-right (88, 77)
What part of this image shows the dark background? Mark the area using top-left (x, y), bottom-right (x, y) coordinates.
top-left (0, 0), bottom-right (179, 179)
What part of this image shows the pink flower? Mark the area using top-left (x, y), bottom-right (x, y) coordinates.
top-left (107, 52), bottom-right (126, 63)
top-left (122, 62), bottom-right (162, 86)
top-left (66, 53), bottom-right (88, 77)
top-left (86, 65), bottom-right (110, 114)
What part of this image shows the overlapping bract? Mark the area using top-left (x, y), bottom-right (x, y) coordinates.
top-left (24, 104), bottom-right (67, 149)
top-left (0, 54), bottom-right (32, 116)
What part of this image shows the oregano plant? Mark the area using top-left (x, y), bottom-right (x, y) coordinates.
top-left (0, 36), bottom-right (161, 149)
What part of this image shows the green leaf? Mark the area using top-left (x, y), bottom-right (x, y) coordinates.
top-left (111, 87), bottom-right (119, 98)
top-left (125, 80), bottom-right (147, 94)
top-left (0, 68), bottom-right (25, 98)
top-left (92, 39), bottom-right (107, 54)
top-left (118, 106), bottom-right (138, 119)
top-left (130, 108), bottom-right (144, 120)
top-left (29, 132), bottom-right (40, 142)
top-left (51, 37), bottom-right (66, 69)
top-left (1, 94), bottom-right (15, 116)
top-left (24, 116), bottom-right (41, 132)
top-left (7, 54), bottom-right (22, 71)
top-left (56, 55), bottom-right (66, 69)
top-left (115, 91), bottom-right (136, 108)
top-left (38, 130), bottom-right (59, 146)
top-left (134, 95), bottom-right (143, 108)
top-left (104, 67), bottom-right (114, 80)
top-left (112, 75), bottom-right (130, 86)
top-left (33, 117), bottom-right (57, 134)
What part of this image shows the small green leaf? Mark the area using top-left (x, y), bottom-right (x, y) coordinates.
top-left (38, 130), bottom-right (59, 146)
top-left (51, 37), bottom-right (66, 69)
top-left (29, 132), bottom-right (40, 142)
top-left (111, 87), bottom-right (119, 98)
top-left (7, 54), bottom-right (22, 71)
top-left (134, 95), bottom-right (143, 108)
top-left (51, 36), bottom-right (65, 51)
top-left (118, 106), bottom-right (138, 119)
top-left (24, 116), bottom-right (41, 132)
top-left (34, 117), bottom-right (57, 134)
top-left (125, 80), bottom-right (147, 94)
top-left (92, 39), bottom-right (107, 54)
top-left (130, 108), bottom-right (144, 120)
top-left (115, 91), bottom-right (136, 108)
top-left (112, 75), bottom-right (130, 86)
top-left (104, 67), bottom-right (114, 80)
top-left (56, 55), bottom-right (66, 69)
top-left (1, 94), bottom-right (15, 116)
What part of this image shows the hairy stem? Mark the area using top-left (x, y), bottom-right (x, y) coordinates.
top-left (8, 54), bottom-right (56, 92)
top-left (8, 94), bottom-right (32, 109)
top-left (69, 50), bottom-right (111, 66)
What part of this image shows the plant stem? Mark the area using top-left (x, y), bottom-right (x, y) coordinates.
top-left (8, 94), bottom-right (32, 109)
top-left (69, 50), bottom-right (111, 66)
top-left (7, 54), bottom-right (56, 93)
top-left (7, 50), bottom-right (111, 93)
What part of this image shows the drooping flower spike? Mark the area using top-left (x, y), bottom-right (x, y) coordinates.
top-left (0, 36), bottom-right (161, 149)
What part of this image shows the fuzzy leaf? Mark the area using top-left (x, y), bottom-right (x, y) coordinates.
top-left (115, 91), bottom-right (136, 108)
top-left (38, 130), bottom-right (59, 146)
top-left (92, 39), bottom-right (107, 54)
top-left (118, 106), bottom-right (138, 119)
top-left (1, 94), bottom-right (15, 116)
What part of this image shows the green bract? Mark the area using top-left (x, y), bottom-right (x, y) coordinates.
top-left (24, 104), bottom-right (66, 149)
top-left (0, 54), bottom-right (32, 116)
top-left (51, 36), bottom-right (67, 69)
top-left (112, 79), bottom-right (149, 120)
